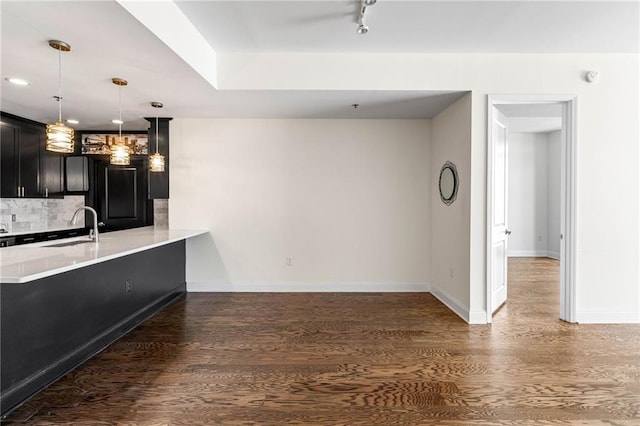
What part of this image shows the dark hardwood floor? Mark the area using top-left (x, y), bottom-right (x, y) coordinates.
top-left (4, 257), bottom-right (640, 424)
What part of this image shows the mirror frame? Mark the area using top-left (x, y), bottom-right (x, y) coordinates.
top-left (439, 161), bottom-right (459, 206)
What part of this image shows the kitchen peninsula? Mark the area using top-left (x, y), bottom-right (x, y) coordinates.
top-left (0, 227), bottom-right (206, 416)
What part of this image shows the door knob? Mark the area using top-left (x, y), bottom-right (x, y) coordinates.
top-left (505, 229), bottom-right (512, 235)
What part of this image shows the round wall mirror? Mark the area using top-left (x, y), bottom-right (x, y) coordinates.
top-left (439, 161), bottom-right (459, 206)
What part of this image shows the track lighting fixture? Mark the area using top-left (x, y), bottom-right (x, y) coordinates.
top-left (356, 0), bottom-right (377, 35)
top-left (357, 18), bottom-right (368, 35)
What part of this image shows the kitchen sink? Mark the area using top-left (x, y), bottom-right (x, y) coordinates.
top-left (45, 240), bottom-right (95, 247)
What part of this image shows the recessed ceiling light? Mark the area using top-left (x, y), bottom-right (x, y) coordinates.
top-left (66, 119), bottom-right (79, 125)
top-left (5, 77), bottom-right (30, 86)
top-left (112, 119), bottom-right (124, 124)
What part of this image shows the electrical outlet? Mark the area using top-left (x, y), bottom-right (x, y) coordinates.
top-left (286, 257), bottom-right (293, 266)
top-left (449, 268), bottom-right (454, 278)
top-left (125, 279), bottom-right (133, 293)
top-left (11, 214), bottom-right (16, 222)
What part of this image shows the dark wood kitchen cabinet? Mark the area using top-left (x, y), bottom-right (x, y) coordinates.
top-left (0, 122), bottom-right (20, 197)
top-left (65, 156), bottom-right (89, 192)
top-left (0, 119), bottom-right (39, 198)
top-left (0, 112), bottom-right (64, 198)
top-left (91, 159), bottom-right (153, 230)
top-left (39, 138), bottom-right (64, 198)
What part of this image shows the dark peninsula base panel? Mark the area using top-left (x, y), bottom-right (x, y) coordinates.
top-left (0, 240), bottom-right (186, 416)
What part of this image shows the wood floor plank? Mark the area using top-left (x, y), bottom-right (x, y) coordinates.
top-left (3, 257), bottom-right (639, 424)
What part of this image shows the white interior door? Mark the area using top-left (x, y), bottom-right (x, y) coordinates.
top-left (487, 95), bottom-right (576, 324)
top-left (490, 108), bottom-right (509, 313)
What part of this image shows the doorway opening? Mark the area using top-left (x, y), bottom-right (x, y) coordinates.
top-left (486, 95), bottom-right (577, 323)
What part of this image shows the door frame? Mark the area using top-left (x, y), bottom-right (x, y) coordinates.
top-left (486, 94), bottom-right (577, 323)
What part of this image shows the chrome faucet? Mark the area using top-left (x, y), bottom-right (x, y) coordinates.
top-left (69, 206), bottom-right (99, 242)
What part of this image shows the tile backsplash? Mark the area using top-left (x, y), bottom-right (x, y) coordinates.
top-left (0, 196), bottom-right (86, 233)
top-left (154, 199), bottom-right (168, 228)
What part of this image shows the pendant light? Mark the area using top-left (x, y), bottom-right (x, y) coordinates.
top-left (110, 78), bottom-right (131, 165)
top-left (149, 102), bottom-right (165, 172)
top-left (46, 40), bottom-right (74, 153)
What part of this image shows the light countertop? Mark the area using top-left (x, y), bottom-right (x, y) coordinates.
top-left (0, 227), bottom-right (207, 284)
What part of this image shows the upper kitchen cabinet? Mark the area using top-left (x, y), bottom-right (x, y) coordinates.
top-left (1, 115), bottom-right (41, 198)
top-left (0, 121), bottom-right (21, 197)
top-left (39, 134), bottom-right (64, 198)
top-left (65, 156), bottom-right (89, 193)
top-left (0, 112), bottom-right (64, 199)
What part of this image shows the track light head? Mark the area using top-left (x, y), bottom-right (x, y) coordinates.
top-left (357, 15), bottom-right (369, 35)
top-left (356, 0), bottom-right (375, 34)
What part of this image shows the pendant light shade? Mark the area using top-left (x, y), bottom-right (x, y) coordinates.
top-left (149, 101), bottom-right (165, 173)
top-left (149, 152), bottom-right (164, 173)
top-left (110, 78), bottom-right (131, 165)
top-left (110, 142), bottom-right (131, 166)
top-left (46, 120), bottom-right (74, 153)
top-left (46, 40), bottom-right (74, 153)
top-left (149, 152), bottom-right (165, 172)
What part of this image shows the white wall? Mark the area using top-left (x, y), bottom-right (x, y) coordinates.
top-left (429, 93), bottom-right (475, 322)
top-left (507, 131), bottom-right (561, 259)
top-left (547, 131), bottom-right (561, 259)
top-left (171, 119), bottom-right (432, 291)
top-left (211, 53), bottom-right (639, 323)
top-left (507, 132), bottom-right (549, 257)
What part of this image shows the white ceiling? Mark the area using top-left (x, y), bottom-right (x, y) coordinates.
top-left (1, 1), bottom-right (637, 130)
top-left (176, 0), bottom-right (639, 53)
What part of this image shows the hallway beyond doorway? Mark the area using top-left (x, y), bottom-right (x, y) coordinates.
top-left (493, 257), bottom-right (560, 322)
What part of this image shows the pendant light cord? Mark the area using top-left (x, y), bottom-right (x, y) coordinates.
top-left (57, 48), bottom-right (63, 122)
top-left (155, 116), bottom-right (160, 154)
top-left (118, 85), bottom-right (122, 140)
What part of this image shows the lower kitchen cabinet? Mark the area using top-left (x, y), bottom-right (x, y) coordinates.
top-left (0, 240), bottom-right (186, 416)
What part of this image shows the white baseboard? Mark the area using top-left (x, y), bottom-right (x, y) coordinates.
top-left (508, 250), bottom-right (560, 260)
top-left (575, 311), bottom-right (640, 324)
top-left (187, 281), bottom-right (431, 293)
top-left (468, 310), bottom-right (488, 324)
top-left (508, 250), bottom-right (548, 257)
top-left (430, 286), bottom-right (468, 322)
top-left (429, 286), bottom-right (486, 324)
top-left (547, 251), bottom-right (560, 260)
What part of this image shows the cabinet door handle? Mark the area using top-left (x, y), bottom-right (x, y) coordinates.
top-left (17, 185), bottom-right (21, 197)
top-left (45, 187), bottom-right (48, 198)
top-left (22, 186), bottom-right (25, 197)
